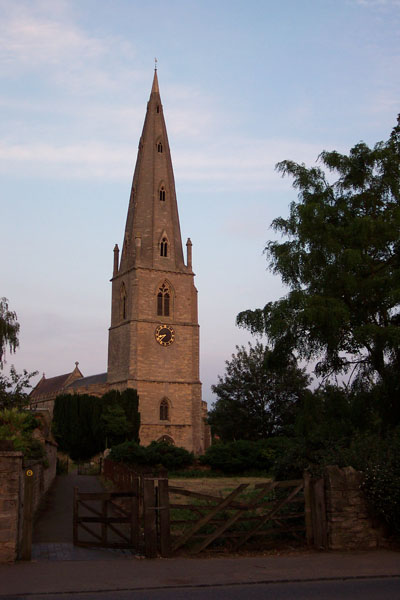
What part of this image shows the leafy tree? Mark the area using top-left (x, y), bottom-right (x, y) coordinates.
top-left (101, 388), bottom-right (141, 447)
top-left (209, 342), bottom-right (310, 441)
top-left (0, 366), bottom-right (38, 410)
top-left (237, 117), bottom-right (400, 400)
top-left (0, 407), bottom-right (44, 461)
top-left (0, 298), bottom-right (20, 367)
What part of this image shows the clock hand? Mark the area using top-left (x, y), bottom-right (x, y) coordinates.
top-left (159, 334), bottom-right (166, 341)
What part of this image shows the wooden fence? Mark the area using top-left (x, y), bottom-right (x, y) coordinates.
top-left (101, 460), bottom-right (327, 557)
top-left (169, 478), bottom-right (309, 554)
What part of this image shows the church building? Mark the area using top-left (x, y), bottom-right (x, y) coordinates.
top-left (30, 71), bottom-right (209, 454)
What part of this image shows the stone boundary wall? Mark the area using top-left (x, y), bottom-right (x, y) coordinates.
top-left (324, 465), bottom-right (385, 550)
top-left (0, 451), bottom-right (23, 563)
top-left (0, 441), bottom-right (57, 563)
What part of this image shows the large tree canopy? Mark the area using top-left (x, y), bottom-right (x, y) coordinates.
top-left (0, 298), bottom-right (20, 368)
top-left (237, 117), bottom-right (400, 385)
top-left (209, 342), bottom-right (310, 441)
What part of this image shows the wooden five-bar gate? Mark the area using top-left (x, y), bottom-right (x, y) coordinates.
top-left (73, 460), bottom-right (327, 558)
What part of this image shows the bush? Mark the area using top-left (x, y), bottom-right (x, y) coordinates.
top-left (361, 429), bottom-right (400, 536)
top-left (0, 408), bottom-right (45, 463)
top-left (199, 440), bottom-right (275, 474)
top-left (109, 440), bottom-right (194, 471)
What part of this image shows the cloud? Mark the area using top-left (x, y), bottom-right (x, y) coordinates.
top-left (356, 0), bottom-right (400, 6)
top-left (0, 135), bottom-right (326, 190)
top-left (0, 0), bottom-right (140, 95)
top-left (0, 3), bottom-right (102, 66)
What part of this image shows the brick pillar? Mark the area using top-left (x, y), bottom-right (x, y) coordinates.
top-left (0, 451), bottom-right (23, 562)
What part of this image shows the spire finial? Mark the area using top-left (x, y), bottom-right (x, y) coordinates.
top-left (154, 57), bottom-right (158, 71)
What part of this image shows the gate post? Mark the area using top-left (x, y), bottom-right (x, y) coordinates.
top-left (158, 478), bottom-right (170, 557)
top-left (303, 471), bottom-right (313, 546)
top-left (73, 487), bottom-right (78, 545)
top-left (143, 476), bottom-right (157, 558)
top-left (130, 477), bottom-right (140, 547)
top-left (311, 477), bottom-right (328, 549)
top-left (20, 468), bottom-right (34, 560)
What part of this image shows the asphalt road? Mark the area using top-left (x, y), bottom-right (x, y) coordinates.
top-left (4, 577), bottom-right (400, 600)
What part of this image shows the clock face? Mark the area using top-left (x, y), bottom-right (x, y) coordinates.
top-left (155, 324), bottom-right (175, 346)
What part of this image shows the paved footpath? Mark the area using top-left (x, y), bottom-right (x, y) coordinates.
top-left (0, 550), bottom-right (399, 597)
top-left (32, 473), bottom-right (134, 560)
top-left (0, 474), bottom-right (398, 597)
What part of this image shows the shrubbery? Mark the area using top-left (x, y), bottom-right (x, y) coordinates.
top-left (199, 440), bottom-right (276, 474)
top-left (361, 429), bottom-right (400, 536)
top-left (109, 440), bottom-right (194, 471)
top-left (0, 408), bottom-right (45, 462)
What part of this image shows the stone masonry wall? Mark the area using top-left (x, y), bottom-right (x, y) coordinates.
top-left (324, 465), bottom-right (384, 550)
top-left (0, 451), bottom-right (23, 562)
top-left (0, 442), bottom-right (57, 563)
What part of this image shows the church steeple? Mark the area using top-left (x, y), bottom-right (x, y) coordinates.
top-left (107, 72), bottom-right (207, 454)
top-left (118, 70), bottom-right (185, 274)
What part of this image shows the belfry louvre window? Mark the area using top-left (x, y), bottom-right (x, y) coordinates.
top-left (157, 283), bottom-right (170, 316)
top-left (159, 186), bottom-right (166, 202)
top-left (160, 237), bottom-right (168, 257)
top-left (160, 399), bottom-right (169, 421)
top-left (157, 142), bottom-right (163, 153)
top-left (120, 283), bottom-right (127, 320)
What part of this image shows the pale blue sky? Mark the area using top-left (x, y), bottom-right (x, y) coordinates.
top-left (1, 0), bottom-right (399, 404)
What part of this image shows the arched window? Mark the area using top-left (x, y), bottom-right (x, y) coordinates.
top-left (157, 142), bottom-right (163, 153)
top-left (157, 283), bottom-right (170, 316)
top-left (159, 186), bottom-right (166, 202)
top-left (120, 283), bottom-right (127, 320)
top-left (158, 435), bottom-right (174, 445)
top-left (156, 105), bottom-right (160, 113)
top-left (160, 398), bottom-right (169, 421)
top-left (160, 237), bottom-right (168, 257)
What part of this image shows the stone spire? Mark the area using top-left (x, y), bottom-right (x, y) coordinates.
top-left (118, 70), bottom-right (185, 273)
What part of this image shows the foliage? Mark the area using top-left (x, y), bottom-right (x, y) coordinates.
top-left (361, 429), bottom-right (400, 536)
top-left (209, 342), bottom-right (310, 441)
top-left (199, 440), bottom-right (276, 474)
top-left (0, 365), bottom-right (38, 410)
top-left (237, 117), bottom-right (400, 402)
top-left (100, 389), bottom-right (141, 446)
top-left (0, 298), bottom-right (20, 368)
top-left (109, 440), bottom-right (194, 471)
top-left (52, 388), bottom-right (140, 461)
top-left (0, 408), bottom-right (45, 461)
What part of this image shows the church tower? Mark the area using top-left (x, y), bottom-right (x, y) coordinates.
top-left (107, 70), bottom-right (206, 453)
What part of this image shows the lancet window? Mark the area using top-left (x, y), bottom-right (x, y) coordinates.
top-left (157, 142), bottom-right (163, 153)
top-left (157, 282), bottom-right (170, 316)
top-left (160, 398), bottom-right (169, 421)
top-left (120, 283), bottom-right (127, 320)
top-left (160, 237), bottom-right (168, 257)
top-left (159, 186), bottom-right (166, 202)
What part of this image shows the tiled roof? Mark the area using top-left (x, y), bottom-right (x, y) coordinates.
top-left (30, 373), bottom-right (72, 399)
top-left (66, 373), bottom-right (107, 389)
